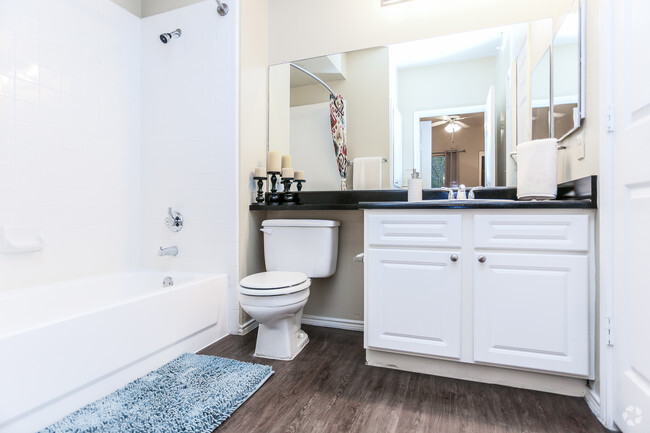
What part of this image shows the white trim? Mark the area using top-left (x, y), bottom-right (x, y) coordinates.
top-left (597, 0), bottom-right (615, 429)
top-left (585, 387), bottom-right (601, 422)
top-left (239, 318), bottom-right (258, 335)
top-left (302, 314), bottom-right (364, 332)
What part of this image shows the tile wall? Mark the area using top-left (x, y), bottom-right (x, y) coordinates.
top-left (0, 0), bottom-right (141, 290)
top-left (139, 0), bottom-right (239, 326)
top-left (0, 0), bottom-right (239, 313)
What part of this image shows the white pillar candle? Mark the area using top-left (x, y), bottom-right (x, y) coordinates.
top-left (294, 170), bottom-right (305, 181)
top-left (268, 151), bottom-right (281, 172)
top-left (281, 167), bottom-right (294, 178)
top-left (254, 167), bottom-right (266, 177)
top-left (281, 154), bottom-right (292, 169)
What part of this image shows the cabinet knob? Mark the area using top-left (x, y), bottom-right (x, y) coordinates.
top-left (478, 255), bottom-right (487, 263)
top-left (450, 254), bottom-right (458, 262)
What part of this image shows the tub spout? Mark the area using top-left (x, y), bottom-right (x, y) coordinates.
top-left (159, 246), bottom-right (179, 256)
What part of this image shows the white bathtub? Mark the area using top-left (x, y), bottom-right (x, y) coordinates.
top-left (0, 270), bottom-right (228, 433)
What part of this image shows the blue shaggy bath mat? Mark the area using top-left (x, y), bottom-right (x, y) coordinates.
top-left (40, 353), bottom-right (273, 433)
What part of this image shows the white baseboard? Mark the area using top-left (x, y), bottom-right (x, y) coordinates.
top-left (239, 318), bottom-right (258, 335)
top-left (302, 314), bottom-right (364, 332)
top-left (585, 387), bottom-right (618, 431)
top-left (585, 386), bottom-right (601, 420)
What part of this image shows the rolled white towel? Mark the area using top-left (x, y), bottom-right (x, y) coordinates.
top-left (353, 157), bottom-right (382, 190)
top-left (516, 138), bottom-right (558, 200)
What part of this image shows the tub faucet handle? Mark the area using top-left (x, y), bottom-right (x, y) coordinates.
top-left (165, 207), bottom-right (184, 232)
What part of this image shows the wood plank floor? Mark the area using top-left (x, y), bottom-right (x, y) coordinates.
top-left (200, 325), bottom-right (608, 433)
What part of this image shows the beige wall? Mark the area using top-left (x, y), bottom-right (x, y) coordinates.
top-left (268, 0), bottom-right (573, 65)
top-left (271, 211), bottom-right (365, 322)
top-left (110, 0), bottom-right (142, 16)
top-left (238, 0), bottom-right (269, 331)
top-left (141, 0), bottom-right (204, 17)
top-left (290, 47), bottom-right (391, 189)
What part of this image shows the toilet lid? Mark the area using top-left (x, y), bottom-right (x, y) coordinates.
top-left (240, 271), bottom-right (309, 295)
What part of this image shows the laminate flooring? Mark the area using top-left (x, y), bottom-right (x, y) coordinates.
top-left (199, 325), bottom-right (609, 433)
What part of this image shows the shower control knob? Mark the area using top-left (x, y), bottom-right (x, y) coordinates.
top-left (450, 254), bottom-right (458, 262)
top-left (165, 207), bottom-right (184, 232)
top-left (478, 255), bottom-right (487, 263)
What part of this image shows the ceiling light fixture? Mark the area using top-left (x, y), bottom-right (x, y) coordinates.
top-left (445, 122), bottom-right (462, 133)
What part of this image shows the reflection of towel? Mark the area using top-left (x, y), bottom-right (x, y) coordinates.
top-left (353, 157), bottom-right (382, 190)
top-left (517, 138), bottom-right (557, 200)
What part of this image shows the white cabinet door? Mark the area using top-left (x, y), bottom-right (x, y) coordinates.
top-left (367, 248), bottom-right (462, 359)
top-left (474, 252), bottom-right (589, 376)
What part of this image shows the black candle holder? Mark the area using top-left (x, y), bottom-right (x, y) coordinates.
top-left (294, 179), bottom-right (306, 191)
top-left (268, 171), bottom-right (280, 205)
top-left (254, 176), bottom-right (266, 205)
top-left (281, 177), bottom-right (295, 204)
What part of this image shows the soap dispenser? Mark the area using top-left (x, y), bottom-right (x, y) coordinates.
top-left (408, 169), bottom-right (423, 202)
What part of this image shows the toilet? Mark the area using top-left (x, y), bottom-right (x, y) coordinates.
top-left (239, 219), bottom-right (340, 360)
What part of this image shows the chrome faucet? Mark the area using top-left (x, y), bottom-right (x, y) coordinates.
top-left (457, 184), bottom-right (467, 200)
top-left (440, 187), bottom-right (454, 199)
top-left (468, 186), bottom-right (482, 199)
top-left (159, 246), bottom-right (179, 256)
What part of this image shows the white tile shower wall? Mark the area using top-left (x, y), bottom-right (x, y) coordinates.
top-left (0, 0), bottom-right (141, 291)
top-left (139, 1), bottom-right (239, 288)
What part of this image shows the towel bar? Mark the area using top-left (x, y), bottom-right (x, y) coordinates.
top-left (348, 158), bottom-right (388, 165)
top-left (509, 144), bottom-right (566, 164)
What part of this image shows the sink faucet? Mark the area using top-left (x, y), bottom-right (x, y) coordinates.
top-left (457, 184), bottom-right (467, 200)
top-left (159, 246), bottom-right (179, 256)
top-left (468, 186), bottom-right (482, 199)
top-left (440, 187), bottom-right (454, 199)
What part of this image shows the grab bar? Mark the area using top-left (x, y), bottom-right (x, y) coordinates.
top-left (348, 158), bottom-right (388, 165)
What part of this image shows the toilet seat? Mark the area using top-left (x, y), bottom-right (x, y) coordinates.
top-left (240, 271), bottom-right (310, 296)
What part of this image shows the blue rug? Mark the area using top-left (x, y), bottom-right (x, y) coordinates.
top-left (40, 353), bottom-right (273, 433)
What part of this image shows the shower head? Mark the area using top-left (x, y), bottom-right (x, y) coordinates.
top-left (160, 29), bottom-right (181, 44)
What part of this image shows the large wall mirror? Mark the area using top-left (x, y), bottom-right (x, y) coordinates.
top-left (552, 0), bottom-right (585, 141)
top-left (530, 0), bottom-right (586, 142)
top-left (268, 6), bottom-right (579, 191)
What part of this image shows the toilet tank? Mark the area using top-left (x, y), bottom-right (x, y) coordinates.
top-left (261, 219), bottom-right (340, 278)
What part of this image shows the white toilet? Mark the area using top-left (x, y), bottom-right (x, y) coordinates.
top-left (239, 219), bottom-right (340, 360)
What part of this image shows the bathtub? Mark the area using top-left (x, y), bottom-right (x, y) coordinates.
top-left (0, 270), bottom-right (228, 433)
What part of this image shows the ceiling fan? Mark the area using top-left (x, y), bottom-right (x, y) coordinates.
top-left (430, 115), bottom-right (472, 133)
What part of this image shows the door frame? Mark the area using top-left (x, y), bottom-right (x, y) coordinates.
top-left (594, 0), bottom-right (616, 429)
top-left (413, 104), bottom-right (486, 189)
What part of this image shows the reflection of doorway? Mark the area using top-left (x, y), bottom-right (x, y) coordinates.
top-left (414, 104), bottom-right (487, 188)
top-left (478, 151), bottom-right (485, 187)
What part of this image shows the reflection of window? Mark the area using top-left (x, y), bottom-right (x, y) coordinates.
top-left (431, 155), bottom-right (445, 188)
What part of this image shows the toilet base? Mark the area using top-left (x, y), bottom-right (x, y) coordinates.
top-left (253, 312), bottom-right (309, 360)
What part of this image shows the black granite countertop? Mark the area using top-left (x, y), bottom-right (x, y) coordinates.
top-left (250, 176), bottom-right (597, 211)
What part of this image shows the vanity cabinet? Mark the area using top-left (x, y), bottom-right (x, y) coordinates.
top-left (364, 209), bottom-right (594, 379)
top-left (366, 213), bottom-right (462, 358)
top-left (472, 214), bottom-right (590, 376)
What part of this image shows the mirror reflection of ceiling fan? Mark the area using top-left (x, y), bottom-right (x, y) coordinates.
top-left (431, 114), bottom-right (479, 133)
